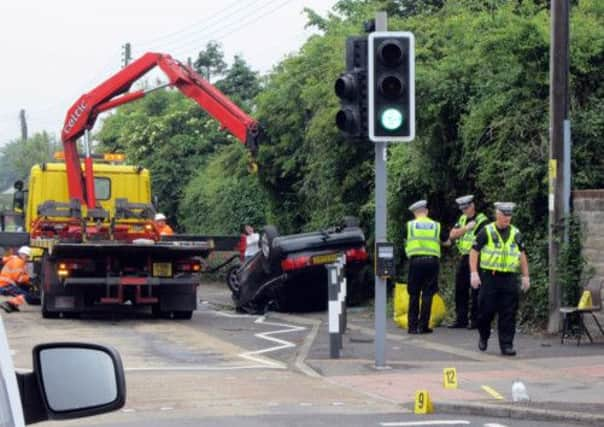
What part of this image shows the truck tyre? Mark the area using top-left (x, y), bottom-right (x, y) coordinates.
top-left (41, 290), bottom-right (58, 319)
top-left (173, 311), bottom-right (193, 320)
top-left (40, 254), bottom-right (59, 319)
top-left (260, 225), bottom-right (281, 274)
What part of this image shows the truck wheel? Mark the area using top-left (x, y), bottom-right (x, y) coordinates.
top-left (260, 225), bottom-right (281, 274)
top-left (41, 291), bottom-right (58, 319)
top-left (173, 311), bottom-right (193, 320)
top-left (40, 254), bottom-right (59, 319)
top-left (225, 265), bottom-right (241, 295)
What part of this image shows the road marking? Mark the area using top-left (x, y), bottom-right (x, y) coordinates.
top-left (16, 309), bottom-right (308, 373)
top-left (481, 385), bottom-right (504, 400)
top-left (215, 310), bottom-right (307, 369)
top-left (484, 423), bottom-right (508, 427)
top-left (239, 316), bottom-right (306, 368)
top-left (380, 421), bottom-right (470, 426)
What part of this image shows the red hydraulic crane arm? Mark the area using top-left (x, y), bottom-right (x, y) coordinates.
top-left (61, 52), bottom-right (261, 209)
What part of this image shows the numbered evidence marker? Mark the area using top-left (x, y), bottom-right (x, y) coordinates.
top-left (414, 390), bottom-right (433, 414)
top-left (443, 367), bottom-right (458, 389)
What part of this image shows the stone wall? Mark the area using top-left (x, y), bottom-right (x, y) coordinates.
top-left (573, 190), bottom-right (604, 291)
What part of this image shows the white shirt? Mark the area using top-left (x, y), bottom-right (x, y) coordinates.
top-left (244, 233), bottom-right (260, 258)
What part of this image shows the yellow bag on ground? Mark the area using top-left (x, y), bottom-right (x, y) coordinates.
top-left (393, 283), bottom-right (446, 329)
top-left (578, 290), bottom-right (592, 309)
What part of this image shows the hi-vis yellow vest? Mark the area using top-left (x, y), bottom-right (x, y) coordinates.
top-left (456, 212), bottom-right (488, 255)
top-left (480, 223), bottom-right (521, 273)
top-left (405, 217), bottom-right (441, 258)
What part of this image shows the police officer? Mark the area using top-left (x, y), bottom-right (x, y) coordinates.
top-left (448, 195), bottom-right (489, 329)
top-left (469, 202), bottom-right (530, 356)
top-left (404, 200), bottom-right (448, 334)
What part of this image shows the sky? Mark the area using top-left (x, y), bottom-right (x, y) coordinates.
top-left (0, 0), bottom-right (337, 146)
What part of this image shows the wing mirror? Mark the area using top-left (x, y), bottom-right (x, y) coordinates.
top-left (18, 343), bottom-right (126, 424)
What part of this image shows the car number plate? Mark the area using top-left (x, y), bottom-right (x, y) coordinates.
top-left (153, 262), bottom-right (172, 277)
top-left (311, 253), bottom-right (338, 265)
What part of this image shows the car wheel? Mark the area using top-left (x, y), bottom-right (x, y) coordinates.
top-left (260, 225), bottom-right (281, 274)
top-left (225, 264), bottom-right (241, 294)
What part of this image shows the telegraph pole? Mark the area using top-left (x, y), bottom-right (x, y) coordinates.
top-left (19, 109), bottom-right (27, 140)
top-left (548, 0), bottom-right (570, 334)
top-left (122, 42), bottom-right (132, 68)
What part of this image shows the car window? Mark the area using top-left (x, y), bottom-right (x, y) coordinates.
top-left (0, 318), bottom-right (25, 427)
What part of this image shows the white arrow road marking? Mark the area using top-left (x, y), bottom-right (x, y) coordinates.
top-left (380, 421), bottom-right (471, 426)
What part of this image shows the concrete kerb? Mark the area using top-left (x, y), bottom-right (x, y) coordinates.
top-left (434, 401), bottom-right (604, 426)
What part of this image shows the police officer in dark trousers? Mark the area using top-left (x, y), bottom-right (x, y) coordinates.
top-left (405, 200), bottom-right (449, 334)
top-left (469, 202), bottom-right (531, 356)
top-left (448, 195), bottom-right (489, 329)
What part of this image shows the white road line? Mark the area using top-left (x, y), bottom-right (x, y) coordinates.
top-left (484, 424), bottom-right (508, 427)
top-left (238, 316), bottom-right (306, 369)
top-left (380, 421), bottom-right (471, 427)
top-left (16, 310), bottom-right (309, 373)
top-left (124, 310), bottom-right (305, 371)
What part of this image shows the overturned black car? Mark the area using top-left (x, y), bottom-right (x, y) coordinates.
top-left (228, 218), bottom-right (371, 314)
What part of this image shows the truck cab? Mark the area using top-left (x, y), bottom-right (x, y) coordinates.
top-left (25, 161), bottom-right (151, 231)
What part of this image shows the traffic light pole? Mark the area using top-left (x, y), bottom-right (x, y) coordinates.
top-left (374, 11), bottom-right (388, 369)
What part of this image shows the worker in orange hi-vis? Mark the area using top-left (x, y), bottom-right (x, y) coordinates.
top-left (0, 246), bottom-right (35, 313)
top-left (154, 213), bottom-right (174, 236)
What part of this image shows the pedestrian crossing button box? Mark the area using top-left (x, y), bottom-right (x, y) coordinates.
top-left (375, 242), bottom-right (395, 278)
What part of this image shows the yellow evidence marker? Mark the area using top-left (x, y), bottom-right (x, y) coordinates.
top-left (443, 367), bottom-right (458, 389)
top-left (414, 390), bottom-right (434, 414)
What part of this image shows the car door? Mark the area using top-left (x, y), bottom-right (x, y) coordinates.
top-left (0, 317), bottom-right (25, 427)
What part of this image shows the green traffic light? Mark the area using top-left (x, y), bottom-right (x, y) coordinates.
top-left (380, 108), bottom-right (404, 130)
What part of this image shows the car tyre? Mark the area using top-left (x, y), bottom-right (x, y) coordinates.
top-left (260, 225), bottom-right (281, 274)
top-left (225, 264), bottom-right (241, 295)
top-left (342, 216), bottom-right (360, 228)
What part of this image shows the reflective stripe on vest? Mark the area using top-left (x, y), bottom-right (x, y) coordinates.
top-left (456, 212), bottom-right (488, 255)
top-left (480, 223), bottom-right (521, 273)
top-left (405, 217), bottom-right (441, 258)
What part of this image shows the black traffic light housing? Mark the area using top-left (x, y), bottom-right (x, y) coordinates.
top-left (368, 32), bottom-right (415, 142)
top-left (335, 36), bottom-right (368, 138)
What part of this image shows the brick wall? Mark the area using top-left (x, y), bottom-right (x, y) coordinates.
top-left (573, 190), bottom-right (604, 305)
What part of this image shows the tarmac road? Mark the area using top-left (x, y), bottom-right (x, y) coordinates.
top-left (1, 280), bottom-right (593, 426)
top-left (3, 284), bottom-right (397, 425)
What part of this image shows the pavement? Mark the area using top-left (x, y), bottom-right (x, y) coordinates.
top-left (201, 281), bottom-right (604, 425)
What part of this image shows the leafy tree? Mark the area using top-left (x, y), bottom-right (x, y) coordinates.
top-left (0, 132), bottom-right (58, 190)
top-left (216, 55), bottom-right (261, 105)
top-left (194, 41), bottom-right (227, 82)
top-left (97, 52), bottom-right (262, 230)
top-left (178, 144), bottom-right (270, 233)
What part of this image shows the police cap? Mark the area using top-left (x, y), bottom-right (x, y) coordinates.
top-left (455, 195), bottom-right (474, 210)
top-left (494, 202), bottom-right (516, 216)
top-left (408, 200), bottom-right (428, 212)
